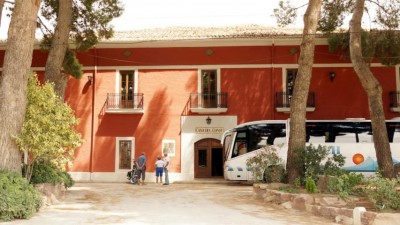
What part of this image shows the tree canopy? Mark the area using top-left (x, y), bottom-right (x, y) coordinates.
top-left (14, 74), bottom-right (83, 175)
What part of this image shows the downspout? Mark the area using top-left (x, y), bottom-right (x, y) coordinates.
top-left (89, 47), bottom-right (97, 181)
top-left (271, 38), bottom-right (275, 119)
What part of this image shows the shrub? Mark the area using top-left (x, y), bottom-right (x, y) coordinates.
top-left (278, 185), bottom-right (298, 193)
top-left (305, 177), bottom-right (317, 193)
top-left (295, 144), bottom-right (346, 184)
top-left (246, 145), bottom-right (286, 183)
top-left (0, 171), bottom-right (42, 221)
top-left (327, 172), bottom-right (365, 199)
top-left (29, 162), bottom-right (74, 188)
top-left (365, 174), bottom-right (400, 211)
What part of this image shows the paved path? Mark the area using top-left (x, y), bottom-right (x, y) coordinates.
top-left (4, 182), bottom-right (339, 225)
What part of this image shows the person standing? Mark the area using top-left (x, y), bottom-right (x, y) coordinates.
top-left (163, 152), bottom-right (170, 185)
top-left (137, 152), bottom-right (147, 185)
top-left (155, 155), bottom-right (164, 184)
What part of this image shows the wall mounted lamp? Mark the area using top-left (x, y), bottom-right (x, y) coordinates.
top-left (206, 116), bottom-right (212, 125)
top-left (88, 75), bottom-right (93, 85)
top-left (329, 72), bottom-right (336, 82)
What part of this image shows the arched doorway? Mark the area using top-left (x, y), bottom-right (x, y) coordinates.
top-left (194, 138), bottom-right (223, 178)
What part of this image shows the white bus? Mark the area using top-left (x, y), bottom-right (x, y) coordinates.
top-left (221, 119), bottom-right (400, 181)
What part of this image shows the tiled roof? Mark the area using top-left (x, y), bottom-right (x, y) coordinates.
top-left (106, 24), bottom-right (316, 42)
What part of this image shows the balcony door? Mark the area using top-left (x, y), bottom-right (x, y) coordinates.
top-left (285, 69), bottom-right (298, 106)
top-left (201, 70), bottom-right (217, 108)
top-left (120, 71), bottom-right (134, 108)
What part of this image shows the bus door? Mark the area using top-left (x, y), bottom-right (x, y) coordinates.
top-left (227, 131), bottom-right (249, 180)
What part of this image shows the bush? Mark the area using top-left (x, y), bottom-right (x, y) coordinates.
top-left (246, 145), bottom-right (286, 183)
top-left (306, 177), bottom-right (317, 193)
top-left (295, 144), bottom-right (346, 185)
top-left (0, 171), bottom-right (42, 221)
top-left (365, 174), bottom-right (400, 211)
top-left (327, 172), bottom-right (365, 199)
top-left (29, 162), bottom-right (74, 188)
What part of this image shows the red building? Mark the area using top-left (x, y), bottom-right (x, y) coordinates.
top-left (6, 25), bottom-right (400, 181)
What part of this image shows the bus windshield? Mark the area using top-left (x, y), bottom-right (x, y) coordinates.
top-left (231, 123), bottom-right (286, 158)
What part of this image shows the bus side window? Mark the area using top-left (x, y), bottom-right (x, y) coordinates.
top-left (387, 122), bottom-right (400, 143)
top-left (268, 124), bottom-right (286, 146)
top-left (306, 123), bottom-right (325, 143)
top-left (325, 131), bottom-right (336, 143)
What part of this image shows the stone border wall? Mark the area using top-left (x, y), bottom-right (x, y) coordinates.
top-left (253, 183), bottom-right (400, 225)
top-left (34, 183), bottom-right (67, 206)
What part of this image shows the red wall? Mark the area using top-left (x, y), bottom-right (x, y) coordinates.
top-left (8, 43), bottom-right (398, 173)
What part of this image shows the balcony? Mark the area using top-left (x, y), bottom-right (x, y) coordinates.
top-left (275, 92), bottom-right (315, 113)
top-left (105, 93), bottom-right (144, 114)
top-left (189, 92), bottom-right (228, 114)
top-left (389, 91), bottom-right (400, 112)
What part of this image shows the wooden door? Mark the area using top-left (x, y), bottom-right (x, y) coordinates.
top-left (194, 139), bottom-right (223, 178)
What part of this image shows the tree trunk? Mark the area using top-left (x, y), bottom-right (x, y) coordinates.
top-left (349, 0), bottom-right (395, 178)
top-left (0, 0), bottom-right (41, 173)
top-left (286, 0), bottom-right (322, 184)
top-left (45, 0), bottom-right (73, 99)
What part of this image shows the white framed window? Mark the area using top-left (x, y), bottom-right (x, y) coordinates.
top-left (282, 68), bottom-right (298, 96)
top-left (198, 68), bottom-right (221, 95)
top-left (113, 69), bottom-right (139, 109)
top-left (116, 69), bottom-right (138, 94)
top-left (196, 68), bottom-right (222, 108)
top-left (115, 137), bottom-right (135, 171)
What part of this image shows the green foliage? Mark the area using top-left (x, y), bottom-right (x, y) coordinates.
top-left (317, 0), bottom-right (353, 33)
top-left (275, 0), bottom-right (400, 67)
top-left (293, 177), bottom-right (301, 189)
top-left (365, 174), bottom-right (400, 211)
top-left (373, 30), bottom-right (400, 66)
top-left (246, 145), bottom-right (286, 183)
top-left (305, 177), bottom-right (317, 193)
top-left (327, 172), bottom-right (365, 199)
top-left (327, 30), bottom-right (400, 66)
top-left (63, 48), bottom-right (83, 79)
top-left (277, 185), bottom-right (298, 193)
top-left (40, 0), bottom-right (123, 80)
top-left (0, 171), bottom-right (42, 221)
top-left (29, 162), bottom-right (74, 188)
top-left (296, 144), bottom-right (345, 183)
top-left (41, 0), bottom-right (124, 51)
top-left (273, 1), bottom-right (297, 27)
top-left (14, 74), bottom-right (83, 178)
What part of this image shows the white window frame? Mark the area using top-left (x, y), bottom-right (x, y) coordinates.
top-left (114, 69), bottom-right (139, 108)
top-left (197, 68), bottom-right (221, 106)
top-left (281, 66), bottom-right (298, 94)
top-left (115, 137), bottom-right (135, 172)
top-left (279, 66), bottom-right (314, 113)
top-left (192, 68), bottom-right (227, 114)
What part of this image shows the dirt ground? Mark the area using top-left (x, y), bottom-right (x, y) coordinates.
top-left (4, 182), bottom-right (340, 225)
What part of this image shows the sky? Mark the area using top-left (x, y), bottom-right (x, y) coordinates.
top-left (109, 0), bottom-right (307, 30)
top-left (0, 0), bottom-right (307, 39)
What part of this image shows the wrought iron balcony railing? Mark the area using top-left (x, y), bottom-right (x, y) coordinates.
top-left (105, 93), bottom-right (144, 113)
top-left (189, 92), bottom-right (228, 109)
top-left (275, 92), bottom-right (315, 109)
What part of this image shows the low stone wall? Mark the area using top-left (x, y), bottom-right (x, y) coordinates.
top-left (34, 183), bottom-right (67, 206)
top-left (253, 183), bottom-right (400, 225)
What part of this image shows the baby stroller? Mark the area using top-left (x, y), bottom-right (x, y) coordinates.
top-left (127, 163), bottom-right (139, 184)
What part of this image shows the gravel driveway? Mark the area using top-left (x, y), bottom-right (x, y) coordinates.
top-left (4, 182), bottom-right (339, 225)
